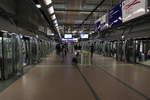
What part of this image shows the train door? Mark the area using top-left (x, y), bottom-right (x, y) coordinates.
top-left (137, 39), bottom-right (150, 66)
top-left (12, 34), bottom-right (19, 73)
top-left (125, 40), bottom-right (136, 63)
top-left (0, 35), bottom-right (3, 79)
top-left (116, 41), bottom-right (123, 61)
top-left (25, 40), bottom-right (30, 65)
top-left (112, 41), bottom-right (117, 58)
top-left (135, 40), bottom-right (143, 63)
top-left (22, 40), bottom-right (26, 66)
top-left (3, 33), bottom-right (13, 79)
top-left (107, 42), bottom-right (112, 57)
top-left (29, 38), bottom-right (33, 64)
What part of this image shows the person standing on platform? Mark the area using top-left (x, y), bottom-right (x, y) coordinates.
top-left (90, 43), bottom-right (95, 59)
top-left (56, 43), bottom-right (61, 56)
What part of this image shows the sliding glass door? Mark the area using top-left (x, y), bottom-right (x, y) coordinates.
top-left (0, 36), bottom-right (2, 79)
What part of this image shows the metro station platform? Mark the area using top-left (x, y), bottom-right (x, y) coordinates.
top-left (0, 53), bottom-right (150, 100)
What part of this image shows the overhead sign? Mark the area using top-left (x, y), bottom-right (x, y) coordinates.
top-left (61, 38), bottom-right (78, 43)
top-left (80, 34), bottom-right (89, 39)
top-left (95, 18), bottom-right (101, 31)
top-left (64, 34), bottom-right (72, 39)
top-left (108, 3), bottom-right (122, 27)
top-left (101, 14), bottom-right (108, 30)
top-left (122, 0), bottom-right (147, 22)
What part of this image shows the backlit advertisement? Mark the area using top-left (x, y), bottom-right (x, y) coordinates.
top-left (122, 0), bottom-right (147, 22)
top-left (108, 3), bottom-right (122, 27)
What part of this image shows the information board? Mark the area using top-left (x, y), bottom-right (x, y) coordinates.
top-left (95, 18), bottom-right (101, 31)
top-left (64, 34), bottom-right (72, 39)
top-left (109, 3), bottom-right (122, 27)
top-left (101, 14), bottom-right (108, 30)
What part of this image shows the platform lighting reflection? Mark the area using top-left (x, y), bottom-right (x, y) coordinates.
top-left (44, 0), bottom-right (52, 5)
top-left (48, 6), bottom-right (54, 14)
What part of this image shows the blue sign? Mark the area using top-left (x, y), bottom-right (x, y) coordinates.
top-left (108, 3), bottom-right (122, 27)
top-left (95, 21), bottom-right (101, 32)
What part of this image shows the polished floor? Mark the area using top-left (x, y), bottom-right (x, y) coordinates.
top-left (0, 53), bottom-right (150, 100)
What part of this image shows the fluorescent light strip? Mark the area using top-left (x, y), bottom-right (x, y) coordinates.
top-left (55, 23), bottom-right (58, 27)
top-left (36, 4), bottom-right (41, 8)
top-left (51, 14), bottom-right (56, 20)
top-left (53, 20), bottom-right (57, 24)
top-left (44, 0), bottom-right (52, 5)
top-left (48, 6), bottom-right (54, 14)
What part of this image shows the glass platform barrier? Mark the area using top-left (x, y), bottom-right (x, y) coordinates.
top-left (78, 51), bottom-right (91, 66)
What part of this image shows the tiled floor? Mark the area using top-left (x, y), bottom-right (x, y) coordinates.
top-left (0, 52), bottom-right (150, 100)
top-left (93, 54), bottom-right (150, 99)
top-left (0, 65), bottom-right (34, 92)
top-left (0, 54), bottom-right (95, 100)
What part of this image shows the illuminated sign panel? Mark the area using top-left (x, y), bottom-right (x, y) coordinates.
top-left (61, 38), bottom-right (78, 43)
top-left (80, 34), bottom-right (89, 39)
top-left (64, 34), bottom-right (72, 39)
top-left (122, 0), bottom-right (147, 22)
top-left (95, 21), bottom-right (101, 32)
top-left (108, 3), bottom-right (122, 27)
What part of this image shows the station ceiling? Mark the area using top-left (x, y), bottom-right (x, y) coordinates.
top-left (0, 0), bottom-right (123, 39)
top-left (53, 0), bottom-right (122, 35)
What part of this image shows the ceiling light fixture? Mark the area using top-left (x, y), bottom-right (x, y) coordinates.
top-left (53, 20), bottom-right (57, 24)
top-left (44, 0), bottom-right (52, 5)
top-left (51, 14), bottom-right (56, 20)
top-left (55, 23), bottom-right (58, 27)
top-left (36, 4), bottom-right (41, 8)
top-left (48, 6), bottom-right (54, 14)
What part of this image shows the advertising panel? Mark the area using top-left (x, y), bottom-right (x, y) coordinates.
top-left (122, 0), bottom-right (147, 22)
top-left (108, 3), bottom-right (122, 27)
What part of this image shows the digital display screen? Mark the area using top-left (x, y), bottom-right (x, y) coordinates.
top-left (61, 38), bottom-right (78, 43)
top-left (64, 34), bottom-right (72, 39)
top-left (80, 34), bottom-right (89, 39)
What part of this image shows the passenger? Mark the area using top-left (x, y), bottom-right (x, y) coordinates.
top-left (90, 43), bottom-right (95, 59)
top-left (64, 43), bottom-right (68, 56)
top-left (78, 44), bottom-right (82, 50)
top-left (74, 44), bottom-right (78, 51)
top-left (56, 43), bottom-right (61, 56)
